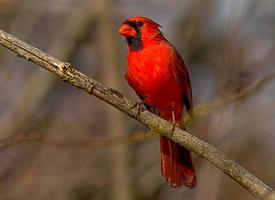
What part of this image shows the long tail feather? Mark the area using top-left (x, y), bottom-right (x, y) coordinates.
top-left (160, 136), bottom-right (196, 188)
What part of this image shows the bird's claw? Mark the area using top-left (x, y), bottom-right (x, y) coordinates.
top-left (168, 121), bottom-right (180, 138)
top-left (131, 101), bottom-right (146, 119)
top-left (168, 110), bottom-right (179, 138)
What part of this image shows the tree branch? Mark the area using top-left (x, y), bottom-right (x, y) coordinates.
top-left (0, 29), bottom-right (274, 200)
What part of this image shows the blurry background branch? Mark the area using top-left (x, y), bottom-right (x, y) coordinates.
top-left (184, 72), bottom-right (275, 124)
top-left (97, 0), bottom-right (131, 199)
top-left (0, 0), bottom-right (100, 140)
top-left (0, 29), bottom-right (275, 200)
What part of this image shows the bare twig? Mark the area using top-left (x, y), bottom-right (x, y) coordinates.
top-left (0, 131), bottom-right (155, 150)
top-left (184, 72), bottom-right (275, 125)
top-left (0, 29), bottom-right (274, 199)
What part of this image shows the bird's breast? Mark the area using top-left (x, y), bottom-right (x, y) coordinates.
top-left (126, 46), bottom-right (182, 114)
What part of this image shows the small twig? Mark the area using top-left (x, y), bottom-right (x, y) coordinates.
top-left (0, 131), bottom-right (155, 150)
top-left (184, 73), bottom-right (275, 125)
top-left (0, 29), bottom-right (274, 199)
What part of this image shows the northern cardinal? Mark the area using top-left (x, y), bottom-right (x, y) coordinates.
top-left (118, 17), bottom-right (196, 188)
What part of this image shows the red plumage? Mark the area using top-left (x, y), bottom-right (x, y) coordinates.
top-left (119, 16), bottom-right (196, 188)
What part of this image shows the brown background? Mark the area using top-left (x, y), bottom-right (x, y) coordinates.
top-left (0, 0), bottom-right (275, 199)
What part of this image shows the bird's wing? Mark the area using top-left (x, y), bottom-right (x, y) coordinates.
top-left (172, 51), bottom-right (193, 116)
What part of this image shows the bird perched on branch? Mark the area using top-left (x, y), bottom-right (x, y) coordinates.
top-left (118, 16), bottom-right (196, 188)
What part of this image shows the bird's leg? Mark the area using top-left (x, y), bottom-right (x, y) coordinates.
top-left (168, 110), bottom-right (179, 137)
top-left (131, 101), bottom-right (146, 119)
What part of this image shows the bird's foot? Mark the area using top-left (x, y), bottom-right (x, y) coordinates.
top-left (131, 101), bottom-right (146, 119)
top-left (168, 110), bottom-right (179, 138)
top-left (168, 121), bottom-right (180, 138)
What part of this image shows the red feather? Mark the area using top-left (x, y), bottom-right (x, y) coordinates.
top-left (119, 16), bottom-right (196, 188)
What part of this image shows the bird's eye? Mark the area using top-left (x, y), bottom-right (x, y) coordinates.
top-left (136, 21), bottom-right (144, 27)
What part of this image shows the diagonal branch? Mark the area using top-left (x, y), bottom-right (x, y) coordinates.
top-left (0, 29), bottom-right (274, 200)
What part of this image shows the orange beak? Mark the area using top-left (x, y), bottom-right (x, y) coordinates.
top-left (118, 24), bottom-right (136, 37)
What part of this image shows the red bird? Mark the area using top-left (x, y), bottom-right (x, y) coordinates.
top-left (118, 17), bottom-right (196, 188)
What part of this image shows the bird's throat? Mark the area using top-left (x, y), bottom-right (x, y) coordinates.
top-left (127, 36), bottom-right (143, 52)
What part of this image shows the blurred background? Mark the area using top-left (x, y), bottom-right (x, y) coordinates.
top-left (0, 0), bottom-right (275, 199)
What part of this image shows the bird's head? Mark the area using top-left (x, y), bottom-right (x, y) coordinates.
top-left (118, 16), bottom-right (163, 51)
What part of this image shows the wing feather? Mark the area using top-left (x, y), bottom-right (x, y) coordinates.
top-left (171, 49), bottom-right (193, 116)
